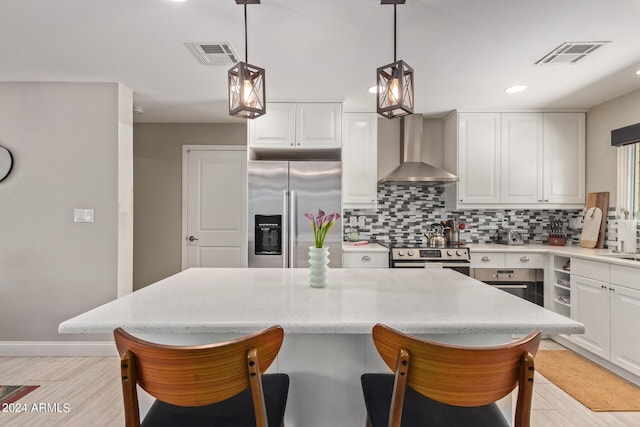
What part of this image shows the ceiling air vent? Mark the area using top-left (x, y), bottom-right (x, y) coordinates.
top-left (186, 42), bottom-right (240, 66)
top-left (535, 41), bottom-right (610, 65)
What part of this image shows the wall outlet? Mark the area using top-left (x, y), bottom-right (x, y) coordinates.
top-left (358, 216), bottom-right (366, 227)
top-left (349, 216), bottom-right (357, 226)
top-left (74, 208), bottom-right (94, 223)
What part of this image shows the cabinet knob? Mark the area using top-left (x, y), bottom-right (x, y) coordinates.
top-left (520, 256), bottom-right (529, 262)
top-left (481, 256), bottom-right (490, 262)
top-left (361, 256), bottom-right (371, 262)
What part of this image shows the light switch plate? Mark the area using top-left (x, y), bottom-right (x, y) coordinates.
top-left (74, 208), bottom-right (94, 223)
top-left (349, 216), bottom-right (357, 226)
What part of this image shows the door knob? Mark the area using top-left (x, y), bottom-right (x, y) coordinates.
top-left (187, 235), bottom-right (199, 242)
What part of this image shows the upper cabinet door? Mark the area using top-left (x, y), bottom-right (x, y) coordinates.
top-left (458, 113), bottom-right (501, 204)
top-left (249, 103), bottom-right (296, 148)
top-left (543, 113), bottom-right (586, 204)
top-left (501, 113), bottom-right (543, 203)
top-left (342, 112), bottom-right (377, 208)
top-left (296, 103), bottom-right (342, 149)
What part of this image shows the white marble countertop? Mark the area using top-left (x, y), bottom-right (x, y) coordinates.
top-left (468, 243), bottom-right (640, 268)
top-left (59, 268), bottom-right (583, 336)
top-left (342, 242), bottom-right (389, 252)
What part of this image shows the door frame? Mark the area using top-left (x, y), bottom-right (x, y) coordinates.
top-left (181, 145), bottom-right (248, 269)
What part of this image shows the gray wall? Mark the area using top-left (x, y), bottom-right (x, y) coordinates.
top-left (0, 82), bottom-right (129, 341)
top-left (586, 87), bottom-right (640, 208)
top-left (133, 123), bottom-right (246, 290)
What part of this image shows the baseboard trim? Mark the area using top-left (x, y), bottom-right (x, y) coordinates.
top-left (0, 341), bottom-right (118, 357)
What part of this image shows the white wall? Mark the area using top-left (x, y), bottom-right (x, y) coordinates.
top-left (0, 82), bottom-right (131, 341)
top-left (586, 88), bottom-right (640, 208)
top-left (133, 123), bottom-right (245, 289)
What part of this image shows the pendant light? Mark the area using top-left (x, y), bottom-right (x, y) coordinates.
top-left (228, 0), bottom-right (266, 119)
top-left (376, 0), bottom-right (414, 119)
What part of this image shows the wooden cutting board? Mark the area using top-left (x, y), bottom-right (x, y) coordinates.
top-left (580, 192), bottom-right (609, 249)
top-left (580, 207), bottom-right (602, 248)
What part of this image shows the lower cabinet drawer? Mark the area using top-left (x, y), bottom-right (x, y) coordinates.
top-left (505, 253), bottom-right (544, 269)
top-left (343, 252), bottom-right (389, 268)
top-left (470, 253), bottom-right (505, 268)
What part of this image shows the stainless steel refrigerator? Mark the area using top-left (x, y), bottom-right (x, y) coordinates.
top-left (248, 161), bottom-right (342, 268)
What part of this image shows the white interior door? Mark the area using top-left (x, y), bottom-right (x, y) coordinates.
top-left (182, 146), bottom-right (247, 268)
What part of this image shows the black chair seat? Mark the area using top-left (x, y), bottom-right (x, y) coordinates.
top-left (141, 373), bottom-right (289, 427)
top-left (361, 374), bottom-right (510, 427)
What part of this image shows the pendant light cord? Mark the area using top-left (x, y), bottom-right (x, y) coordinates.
top-left (244, 4), bottom-right (248, 63)
top-left (393, 3), bottom-right (397, 62)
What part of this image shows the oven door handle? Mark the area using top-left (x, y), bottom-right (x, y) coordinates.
top-left (393, 262), bottom-right (470, 269)
top-left (492, 284), bottom-right (528, 289)
top-left (393, 262), bottom-right (428, 268)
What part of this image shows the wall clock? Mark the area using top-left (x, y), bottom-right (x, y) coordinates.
top-left (0, 146), bottom-right (13, 182)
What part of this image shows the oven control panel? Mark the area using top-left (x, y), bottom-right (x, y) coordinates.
top-left (391, 248), bottom-right (469, 261)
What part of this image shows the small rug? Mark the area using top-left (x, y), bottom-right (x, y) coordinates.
top-left (535, 350), bottom-right (640, 411)
top-left (0, 385), bottom-right (39, 405)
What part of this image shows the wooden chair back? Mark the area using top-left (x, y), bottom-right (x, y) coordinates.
top-left (372, 324), bottom-right (541, 427)
top-left (114, 325), bottom-right (284, 427)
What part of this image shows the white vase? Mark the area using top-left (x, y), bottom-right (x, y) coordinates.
top-left (308, 246), bottom-right (330, 288)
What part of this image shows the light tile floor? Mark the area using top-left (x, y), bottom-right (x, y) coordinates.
top-left (0, 340), bottom-right (639, 426)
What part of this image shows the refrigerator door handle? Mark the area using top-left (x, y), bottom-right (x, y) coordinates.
top-left (289, 190), bottom-right (297, 268)
top-left (282, 190), bottom-right (289, 268)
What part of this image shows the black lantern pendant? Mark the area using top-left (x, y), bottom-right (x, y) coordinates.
top-left (229, 0), bottom-right (266, 119)
top-left (377, 0), bottom-right (414, 119)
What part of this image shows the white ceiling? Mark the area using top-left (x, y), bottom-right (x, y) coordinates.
top-left (2, 0), bottom-right (640, 123)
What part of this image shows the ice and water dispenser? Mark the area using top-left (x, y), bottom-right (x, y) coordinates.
top-left (255, 215), bottom-right (282, 255)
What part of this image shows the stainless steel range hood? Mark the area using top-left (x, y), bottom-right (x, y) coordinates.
top-left (380, 115), bottom-right (458, 183)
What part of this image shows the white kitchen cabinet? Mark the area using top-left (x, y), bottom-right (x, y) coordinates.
top-left (501, 113), bottom-right (543, 203)
top-left (569, 258), bottom-right (640, 376)
top-left (610, 285), bottom-right (640, 376)
top-left (470, 251), bottom-right (544, 269)
top-left (342, 113), bottom-right (377, 208)
top-left (610, 265), bottom-right (640, 377)
top-left (543, 113), bottom-right (586, 204)
top-left (444, 111), bottom-right (585, 208)
top-left (342, 243), bottom-right (389, 268)
top-left (343, 251), bottom-right (388, 268)
top-left (249, 103), bottom-right (296, 148)
top-left (571, 274), bottom-right (611, 359)
top-left (249, 102), bottom-right (341, 150)
top-left (455, 113), bottom-right (501, 204)
top-left (504, 252), bottom-right (544, 269)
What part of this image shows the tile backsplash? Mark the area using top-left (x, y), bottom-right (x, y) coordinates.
top-left (344, 183), bottom-right (630, 248)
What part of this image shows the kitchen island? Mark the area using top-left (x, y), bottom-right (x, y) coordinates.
top-left (59, 268), bottom-right (583, 427)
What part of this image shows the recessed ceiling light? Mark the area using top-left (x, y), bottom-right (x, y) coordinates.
top-left (505, 85), bottom-right (528, 94)
top-left (169, 0), bottom-right (188, 3)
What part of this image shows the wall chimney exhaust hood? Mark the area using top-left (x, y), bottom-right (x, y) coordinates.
top-left (379, 115), bottom-right (458, 183)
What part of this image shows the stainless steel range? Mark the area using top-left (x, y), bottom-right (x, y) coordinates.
top-left (390, 246), bottom-right (471, 275)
